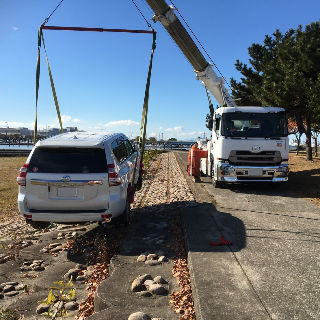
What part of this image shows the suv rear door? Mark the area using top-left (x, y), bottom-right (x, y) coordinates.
top-left (111, 137), bottom-right (139, 186)
top-left (25, 147), bottom-right (109, 211)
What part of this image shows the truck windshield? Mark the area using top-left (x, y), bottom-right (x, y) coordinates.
top-left (221, 112), bottom-right (287, 138)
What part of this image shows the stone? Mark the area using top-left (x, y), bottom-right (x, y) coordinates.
top-left (65, 301), bottom-right (79, 310)
top-left (64, 269), bottom-right (80, 280)
top-left (76, 275), bottom-right (86, 282)
top-left (52, 301), bottom-right (64, 312)
top-left (5, 290), bottom-right (19, 297)
top-left (131, 281), bottom-right (146, 293)
top-left (33, 266), bottom-right (45, 271)
top-left (36, 303), bottom-right (50, 314)
top-left (144, 280), bottom-right (155, 287)
top-left (2, 281), bottom-right (18, 286)
top-left (50, 246), bottom-right (63, 253)
top-left (153, 276), bottom-right (167, 284)
top-left (75, 263), bottom-right (87, 270)
top-left (158, 256), bottom-right (168, 263)
top-left (135, 274), bottom-right (153, 284)
top-left (145, 260), bottom-right (161, 266)
top-left (49, 243), bottom-right (61, 249)
top-left (137, 255), bottom-right (147, 262)
top-left (15, 284), bottom-right (26, 291)
top-left (128, 312), bottom-right (152, 320)
top-left (147, 254), bottom-right (158, 260)
top-left (33, 260), bottom-right (44, 264)
top-left (138, 291), bottom-right (152, 297)
top-left (148, 284), bottom-right (168, 296)
top-left (71, 232), bottom-right (77, 237)
top-left (0, 293), bottom-right (3, 299)
top-left (40, 248), bottom-right (49, 253)
top-left (3, 285), bottom-right (15, 293)
top-left (57, 232), bottom-right (63, 237)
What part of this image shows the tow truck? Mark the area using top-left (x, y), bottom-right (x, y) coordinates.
top-left (145, 0), bottom-right (289, 187)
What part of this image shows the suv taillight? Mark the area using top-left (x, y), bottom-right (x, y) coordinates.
top-left (17, 163), bottom-right (29, 186)
top-left (108, 163), bottom-right (122, 186)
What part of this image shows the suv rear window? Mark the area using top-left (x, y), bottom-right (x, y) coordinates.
top-left (29, 147), bottom-right (107, 173)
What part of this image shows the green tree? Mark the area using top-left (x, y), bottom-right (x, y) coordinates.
top-left (168, 137), bottom-right (177, 141)
top-left (149, 136), bottom-right (157, 143)
top-left (231, 22), bottom-right (320, 160)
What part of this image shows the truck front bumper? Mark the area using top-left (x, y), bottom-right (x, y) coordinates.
top-left (217, 162), bottom-right (289, 183)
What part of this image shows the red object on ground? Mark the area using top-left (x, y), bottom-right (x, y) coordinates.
top-left (209, 236), bottom-right (232, 246)
top-left (187, 146), bottom-right (208, 178)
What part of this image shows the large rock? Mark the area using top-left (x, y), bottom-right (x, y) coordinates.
top-left (148, 284), bottom-right (168, 296)
top-left (36, 303), bottom-right (50, 314)
top-left (65, 301), bottom-right (79, 310)
top-left (128, 312), bottom-right (151, 320)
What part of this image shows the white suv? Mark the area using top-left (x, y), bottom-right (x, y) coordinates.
top-left (17, 132), bottom-right (141, 228)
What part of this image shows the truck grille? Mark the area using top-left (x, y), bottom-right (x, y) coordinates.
top-left (228, 150), bottom-right (281, 166)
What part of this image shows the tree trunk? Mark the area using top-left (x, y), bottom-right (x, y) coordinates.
top-left (305, 116), bottom-right (313, 161)
top-left (296, 133), bottom-right (301, 155)
top-left (314, 134), bottom-right (318, 157)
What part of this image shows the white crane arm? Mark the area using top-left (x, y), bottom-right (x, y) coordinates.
top-left (145, 0), bottom-right (236, 108)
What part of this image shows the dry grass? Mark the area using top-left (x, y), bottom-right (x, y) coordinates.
top-left (287, 152), bottom-right (320, 206)
top-left (0, 157), bottom-right (26, 222)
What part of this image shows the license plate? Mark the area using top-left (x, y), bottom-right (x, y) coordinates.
top-left (57, 187), bottom-right (77, 198)
top-left (249, 168), bottom-right (263, 176)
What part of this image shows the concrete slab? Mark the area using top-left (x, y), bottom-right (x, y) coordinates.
top-left (175, 151), bottom-right (320, 320)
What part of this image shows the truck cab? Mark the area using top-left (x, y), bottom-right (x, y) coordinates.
top-left (207, 106), bottom-right (289, 186)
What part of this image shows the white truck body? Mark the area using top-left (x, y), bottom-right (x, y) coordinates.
top-left (200, 106), bottom-right (289, 184)
top-left (145, 0), bottom-right (290, 184)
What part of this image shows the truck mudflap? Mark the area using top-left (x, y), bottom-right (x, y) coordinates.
top-left (216, 162), bottom-right (289, 183)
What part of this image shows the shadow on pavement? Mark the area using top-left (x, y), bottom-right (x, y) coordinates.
top-left (65, 200), bottom-right (247, 265)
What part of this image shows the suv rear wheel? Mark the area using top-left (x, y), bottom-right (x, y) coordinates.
top-left (113, 199), bottom-right (131, 226)
top-left (27, 221), bottom-right (51, 230)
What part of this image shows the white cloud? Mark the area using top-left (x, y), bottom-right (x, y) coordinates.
top-left (149, 132), bottom-right (157, 137)
top-left (0, 121), bottom-right (33, 128)
top-left (72, 118), bottom-right (81, 123)
top-left (61, 115), bottom-right (72, 122)
top-left (165, 126), bottom-right (183, 132)
top-left (103, 120), bottom-right (139, 128)
top-left (12, 26), bottom-right (18, 31)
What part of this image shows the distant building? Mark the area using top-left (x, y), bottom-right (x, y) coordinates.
top-left (0, 127), bottom-right (32, 136)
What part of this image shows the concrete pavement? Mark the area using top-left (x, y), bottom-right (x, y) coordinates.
top-left (175, 151), bottom-right (320, 320)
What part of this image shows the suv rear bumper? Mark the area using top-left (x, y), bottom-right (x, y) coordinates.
top-left (217, 162), bottom-right (289, 183)
top-left (18, 192), bottom-right (124, 223)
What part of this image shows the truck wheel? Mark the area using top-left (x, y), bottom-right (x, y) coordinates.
top-left (210, 160), bottom-right (213, 178)
top-left (213, 180), bottom-right (224, 188)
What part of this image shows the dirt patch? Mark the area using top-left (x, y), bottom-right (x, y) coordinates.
top-left (0, 157), bottom-right (26, 222)
top-left (287, 152), bottom-right (320, 206)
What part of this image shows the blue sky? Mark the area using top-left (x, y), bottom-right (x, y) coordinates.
top-left (1, 0), bottom-right (320, 140)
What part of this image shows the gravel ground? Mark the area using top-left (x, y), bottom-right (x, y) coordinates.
top-left (0, 151), bottom-right (198, 320)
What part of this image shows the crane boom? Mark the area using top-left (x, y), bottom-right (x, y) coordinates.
top-left (145, 0), bottom-right (236, 108)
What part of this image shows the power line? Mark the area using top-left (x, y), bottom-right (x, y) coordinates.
top-left (130, 0), bottom-right (153, 29)
top-left (169, 0), bottom-right (232, 90)
top-left (42, 0), bottom-right (65, 26)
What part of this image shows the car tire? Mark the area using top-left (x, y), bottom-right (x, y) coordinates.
top-left (27, 221), bottom-right (51, 229)
top-left (136, 170), bottom-right (143, 191)
top-left (213, 180), bottom-right (224, 188)
top-left (114, 199), bottom-right (131, 227)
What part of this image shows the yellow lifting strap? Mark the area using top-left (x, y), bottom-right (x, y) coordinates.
top-left (132, 32), bottom-right (156, 190)
top-left (34, 28), bottom-right (63, 143)
top-left (138, 32), bottom-right (156, 159)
